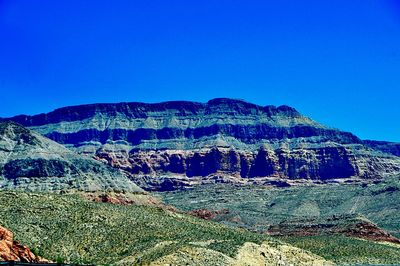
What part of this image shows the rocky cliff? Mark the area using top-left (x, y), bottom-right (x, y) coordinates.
top-left (0, 121), bottom-right (144, 193)
top-left (0, 225), bottom-right (50, 263)
top-left (3, 98), bottom-right (400, 190)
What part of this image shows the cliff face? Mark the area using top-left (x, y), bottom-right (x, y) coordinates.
top-left (96, 147), bottom-right (358, 179)
top-left (3, 98), bottom-right (400, 190)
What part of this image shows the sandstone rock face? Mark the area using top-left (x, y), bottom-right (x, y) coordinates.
top-left (0, 122), bottom-right (144, 193)
top-left (3, 98), bottom-right (400, 190)
top-left (0, 225), bottom-right (49, 262)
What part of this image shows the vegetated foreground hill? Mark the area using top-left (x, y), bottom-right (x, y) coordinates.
top-left (3, 98), bottom-right (400, 190)
top-left (0, 121), bottom-right (143, 193)
top-left (0, 191), bottom-right (333, 266)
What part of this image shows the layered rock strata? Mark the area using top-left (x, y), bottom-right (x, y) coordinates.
top-left (3, 98), bottom-right (400, 189)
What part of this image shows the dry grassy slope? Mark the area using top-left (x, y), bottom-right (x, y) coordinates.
top-left (0, 191), bottom-right (332, 265)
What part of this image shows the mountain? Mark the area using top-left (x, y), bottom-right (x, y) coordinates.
top-left (3, 98), bottom-right (400, 190)
top-left (0, 121), bottom-right (143, 193)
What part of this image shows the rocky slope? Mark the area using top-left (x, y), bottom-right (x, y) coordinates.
top-left (0, 121), bottom-right (143, 193)
top-left (3, 98), bottom-right (400, 190)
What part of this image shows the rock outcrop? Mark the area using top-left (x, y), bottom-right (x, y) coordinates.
top-left (3, 98), bottom-right (400, 190)
top-left (0, 225), bottom-right (50, 262)
top-left (187, 208), bottom-right (230, 220)
top-left (0, 122), bottom-right (144, 193)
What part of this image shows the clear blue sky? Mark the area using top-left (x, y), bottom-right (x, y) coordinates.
top-left (0, 0), bottom-right (399, 141)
